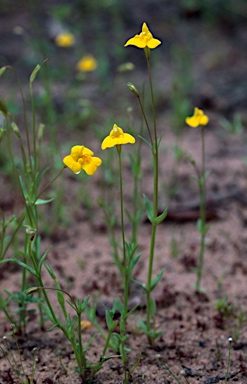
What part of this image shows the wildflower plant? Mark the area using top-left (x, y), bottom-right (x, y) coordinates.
top-left (125, 22), bottom-right (167, 346)
top-left (0, 64), bottom-right (65, 333)
top-left (101, 123), bottom-right (139, 382)
top-left (186, 107), bottom-right (210, 291)
top-left (0, 65), bottom-right (112, 381)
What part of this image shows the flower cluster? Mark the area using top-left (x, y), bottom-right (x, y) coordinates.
top-left (63, 125), bottom-right (135, 175)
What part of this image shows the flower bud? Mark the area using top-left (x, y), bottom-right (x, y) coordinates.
top-left (25, 225), bottom-right (37, 237)
top-left (127, 82), bottom-right (139, 97)
top-left (117, 62), bottom-right (135, 72)
top-left (0, 128), bottom-right (5, 142)
top-left (38, 123), bottom-right (45, 141)
top-left (11, 122), bottom-right (20, 138)
top-left (0, 67), bottom-right (6, 77)
top-left (0, 98), bottom-right (8, 115)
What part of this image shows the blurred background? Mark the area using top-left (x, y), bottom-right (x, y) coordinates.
top-left (1, 0), bottom-right (247, 131)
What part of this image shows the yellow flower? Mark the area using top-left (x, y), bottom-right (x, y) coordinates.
top-left (76, 55), bottom-right (98, 72)
top-left (101, 124), bottom-right (135, 150)
top-left (55, 32), bottom-right (75, 47)
top-left (81, 320), bottom-right (93, 330)
top-left (63, 146), bottom-right (102, 175)
top-left (185, 107), bottom-right (209, 128)
top-left (124, 22), bottom-right (161, 49)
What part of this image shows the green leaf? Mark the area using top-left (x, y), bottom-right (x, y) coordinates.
top-left (1, 258), bottom-right (37, 276)
top-left (196, 219), bottom-right (210, 235)
top-left (113, 299), bottom-right (123, 315)
top-left (45, 262), bottom-right (56, 280)
top-left (150, 268), bottom-right (165, 291)
top-left (126, 304), bottom-right (139, 318)
top-left (154, 208), bottom-right (167, 224)
top-left (138, 135), bottom-right (152, 149)
top-left (129, 253), bottom-right (141, 271)
top-left (132, 279), bottom-right (146, 291)
top-left (19, 176), bottom-right (28, 200)
top-left (138, 318), bottom-right (147, 333)
top-left (83, 334), bottom-right (97, 352)
top-left (39, 302), bottom-right (55, 323)
top-left (57, 290), bottom-right (65, 308)
top-left (38, 247), bottom-right (52, 274)
top-left (77, 296), bottom-right (90, 313)
top-left (35, 198), bottom-right (54, 205)
top-left (105, 309), bottom-right (113, 330)
top-left (150, 297), bottom-right (157, 316)
top-left (143, 194), bottom-right (153, 223)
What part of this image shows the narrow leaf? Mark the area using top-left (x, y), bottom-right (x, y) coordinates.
top-left (35, 198), bottom-right (54, 205)
top-left (150, 268), bottom-right (165, 291)
top-left (154, 208), bottom-right (167, 224)
top-left (143, 194), bottom-right (153, 223)
top-left (129, 253), bottom-right (141, 271)
top-left (38, 246), bottom-right (52, 274)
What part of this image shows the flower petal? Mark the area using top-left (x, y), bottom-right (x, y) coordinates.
top-left (70, 145), bottom-right (84, 161)
top-left (82, 157), bottom-right (102, 175)
top-left (83, 147), bottom-right (94, 156)
top-left (101, 136), bottom-right (115, 149)
top-left (121, 133), bottom-right (135, 144)
top-left (142, 23), bottom-right (149, 33)
top-left (147, 38), bottom-right (162, 49)
top-left (200, 115), bottom-right (209, 126)
top-left (185, 116), bottom-right (199, 128)
top-left (124, 36), bottom-right (146, 48)
top-left (63, 155), bottom-right (82, 174)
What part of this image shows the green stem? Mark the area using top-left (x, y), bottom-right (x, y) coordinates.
top-left (195, 125), bottom-right (206, 291)
top-left (35, 167), bottom-right (65, 202)
top-left (29, 76), bottom-right (37, 174)
top-left (77, 312), bottom-right (87, 370)
top-left (137, 95), bottom-right (153, 146)
top-left (117, 146), bottom-right (129, 381)
top-left (117, 147), bottom-right (126, 267)
top-left (131, 122), bottom-right (143, 246)
top-left (5, 66), bottom-right (31, 160)
top-left (29, 246), bottom-right (67, 335)
top-left (1, 213), bottom-right (25, 261)
top-left (145, 52), bottom-right (159, 345)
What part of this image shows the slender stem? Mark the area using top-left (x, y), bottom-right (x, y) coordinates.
top-left (117, 147), bottom-right (129, 381)
top-left (137, 95), bottom-right (153, 146)
top-left (1, 212), bottom-right (25, 260)
top-left (101, 327), bottom-right (115, 358)
top-left (225, 338), bottom-right (232, 382)
top-left (195, 126), bottom-right (206, 291)
top-left (30, 78), bottom-right (37, 174)
top-left (35, 167), bottom-right (65, 202)
top-left (145, 52), bottom-right (159, 344)
top-left (117, 147), bottom-right (126, 267)
top-left (77, 312), bottom-right (87, 369)
top-left (5, 66), bottom-right (31, 160)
